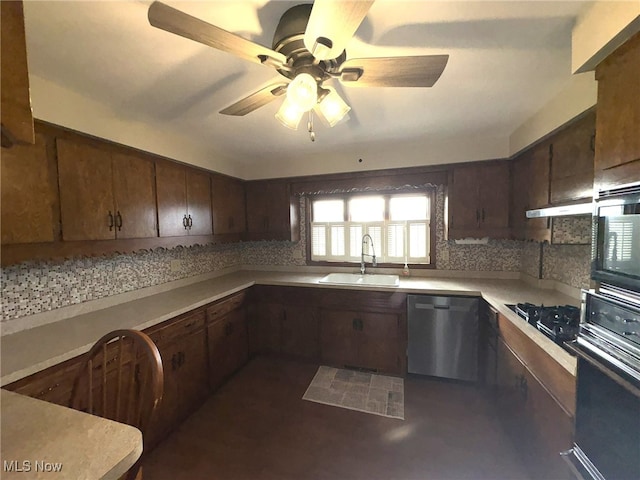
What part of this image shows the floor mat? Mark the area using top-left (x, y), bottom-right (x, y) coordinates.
top-left (302, 366), bottom-right (404, 419)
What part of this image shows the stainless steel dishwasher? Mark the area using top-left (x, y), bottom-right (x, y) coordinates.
top-left (407, 295), bottom-right (479, 381)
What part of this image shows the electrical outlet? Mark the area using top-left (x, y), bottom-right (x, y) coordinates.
top-left (170, 259), bottom-right (182, 273)
top-left (441, 250), bottom-right (449, 262)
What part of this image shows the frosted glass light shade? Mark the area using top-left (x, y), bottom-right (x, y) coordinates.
top-left (317, 89), bottom-right (351, 127)
top-left (275, 97), bottom-right (304, 130)
top-left (286, 73), bottom-right (318, 111)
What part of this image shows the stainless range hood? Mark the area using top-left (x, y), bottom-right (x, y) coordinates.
top-left (526, 202), bottom-right (593, 218)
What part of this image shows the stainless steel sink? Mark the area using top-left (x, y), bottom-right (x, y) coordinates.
top-left (318, 273), bottom-right (400, 287)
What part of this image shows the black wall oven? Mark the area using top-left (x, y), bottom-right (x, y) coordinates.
top-left (592, 183), bottom-right (640, 295)
top-left (564, 291), bottom-right (640, 480)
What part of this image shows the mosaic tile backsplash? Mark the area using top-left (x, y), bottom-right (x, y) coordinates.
top-left (542, 243), bottom-right (592, 289)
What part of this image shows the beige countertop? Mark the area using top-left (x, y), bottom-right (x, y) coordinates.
top-left (0, 389), bottom-right (142, 479)
top-left (1, 270), bottom-right (579, 386)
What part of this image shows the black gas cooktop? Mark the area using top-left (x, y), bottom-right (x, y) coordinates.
top-left (506, 303), bottom-right (580, 351)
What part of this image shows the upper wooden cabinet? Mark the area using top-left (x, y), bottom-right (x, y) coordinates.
top-left (1, 0), bottom-right (34, 148)
top-left (550, 110), bottom-right (595, 203)
top-left (594, 31), bottom-right (640, 191)
top-left (211, 174), bottom-right (246, 235)
top-left (245, 180), bottom-right (299, 241)
top-left (448, 160), bottom-right (510, 239)
top-left (1, 133), bottom-right (58, 244)
top-left (57, 138), bottom-right (158, 241)
top-left (156, 162), bottom-right (213, 237)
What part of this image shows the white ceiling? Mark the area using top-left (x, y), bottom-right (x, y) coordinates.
top-left (22, 1), bottom-right (593, 178)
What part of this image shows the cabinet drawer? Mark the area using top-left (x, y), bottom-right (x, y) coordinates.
top-left (206, 292), bottom-right (245, 324)
top-left (147, 310), bottom-right (206, 346)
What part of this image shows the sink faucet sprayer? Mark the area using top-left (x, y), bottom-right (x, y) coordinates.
top-left (361, 234), bottom-right (377, 274)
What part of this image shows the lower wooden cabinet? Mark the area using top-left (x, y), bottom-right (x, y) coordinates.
top-left (207, 306), bottom-right (248, 391)
top-left (146, 309), bottom-right (209, 447)
top-left (494, 337), bottom-right (573, 480)
top-left (320, 309), bottom-right (400, 374)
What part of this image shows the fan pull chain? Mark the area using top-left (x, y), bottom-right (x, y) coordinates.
top-left (308, 110), bottom-right (316, 142)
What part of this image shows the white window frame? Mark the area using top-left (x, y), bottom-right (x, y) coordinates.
top-left (309, 192), bottom-right (432, 265)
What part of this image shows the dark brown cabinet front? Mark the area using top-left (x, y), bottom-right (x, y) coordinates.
top-left (1, 0), bottom-right (34, 147)
top-left (211, 174), bottom-right (246, 235)
top-left (448, 161), bottom-right (509, 239)
top-left (156, 161), bottom-right (213, 237)
top-left (245, 180), bottom-right (298, 241)
top-left (1, 133), bottom-right (58, 244)
top-left (57, 138), bottom-right (158, 241)
top-left (320, 309), bottom-right (400, 374)
top-left (208, 307), bottom-right (248, 390)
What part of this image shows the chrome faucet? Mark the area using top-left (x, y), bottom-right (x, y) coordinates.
top-left (361, 234), bottom-right (377, 274)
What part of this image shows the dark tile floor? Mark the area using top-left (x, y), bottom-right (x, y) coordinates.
top-left (142, 356), bottom-right (531, 480)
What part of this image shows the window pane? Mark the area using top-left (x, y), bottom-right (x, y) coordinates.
top-left (313, 199), bottom-right (344, 222)
top-left (409, 223), bottom-right (428, 258)
top-left (349, 224), bottom-right (363, 257)
top-left (330, 225), bottom-right (345, 256)
top-left (349, 196), bottom-right (384, 222)
top-left (366, 225), bottom-right (383, 257)
top-left (390, 195), bottom-right (428, 221)
top-left (387, 223), bottom-right (405, 258)
top-left (311, 224), bottom-right (326, 257)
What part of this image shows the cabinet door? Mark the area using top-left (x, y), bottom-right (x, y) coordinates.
top-left (57, 138), bottom-right (115, 241)
top-left (550, 111), bottom-right (595, 203)
top-left (478, 162), bottom-right (509, 229)
top-left (594, 33), bottom-right (640, 172)
top-left (147, 339), bottom-right (181, 447)
top-left (156, 161), bottom-right (188, 237)
top-left (527, 143), bottom-right (551, 236)
top-left (186, 168), bottom-right (213, 236)
top-left (245, 181), bottom-right (271, 234)
top-left (248, 302), bottom-right (283, 355)
top-left (208, 307), bottom-right (248, 390)
top-left (1, 133), bottom-right (57, 244)
top-left (320, 309), bottom-right (358, 368)
top-left (358, 312), bottom-right (399, 374)
top-left (449, 166), bottom-right (480, 229)
top-left (111, 152), bottom-right (157, 239)
top-left (495, 337), bottom-right (526, 432)
top-left (211, 174), bottom-right (246, 235)
top-left (1, 0), bottom-right (34, 147)
top-left (281, 305), bottom-right (319, 361)
top-left (174, 328), bottom-right (209, 421)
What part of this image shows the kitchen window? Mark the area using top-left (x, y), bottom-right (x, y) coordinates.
top-left (310, 192), bottom-right (433, 265)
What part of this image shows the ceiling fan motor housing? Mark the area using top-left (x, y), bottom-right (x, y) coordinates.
top-left (272, 4), bottom-right (346, 82)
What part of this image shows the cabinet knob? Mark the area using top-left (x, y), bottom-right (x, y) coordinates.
top-left (187, 215), bottom-right (193, 229)
top-left (183, 215), bottom-right (188, 229)
top-left (108, 211), bottom-right (114, 231)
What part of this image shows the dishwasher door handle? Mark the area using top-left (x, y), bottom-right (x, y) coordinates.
top-left (415, 303), bottom-right (450, 310)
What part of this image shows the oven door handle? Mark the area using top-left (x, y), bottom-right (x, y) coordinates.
top-left (565, 341), bottom-right (640, 398)
top-left (560, 445), bottom-right (606, 480)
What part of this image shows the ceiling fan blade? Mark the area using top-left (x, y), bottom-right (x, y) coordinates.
top-left (339, 55), bottom-right (449, 87)
top-left (219, 83), bottom-right (288, 116)
top-left (304, 0), bottom-right (374, 61)
top-left (148, 2), bottom-right (286, 68)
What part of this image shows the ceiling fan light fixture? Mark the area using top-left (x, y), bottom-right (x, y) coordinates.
top-left (317, 88), bottom-right (351, 127)
top-left (286, 73), bottom-right (318, 112)
top-left (275, 97), bottom-right (304, 130)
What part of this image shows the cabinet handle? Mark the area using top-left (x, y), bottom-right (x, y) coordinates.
top-left (590, 133), bottom-right (596, 152)
top-left (179, 351), bottom-right (185, 366)
top-left (116, 211), bottom-right (123, 231)
top-left (183, 215), bottom-right (188, 230)
top-left (108, 211), bottom-right (114, 231)
top-left (187, 215), bottom-right (193, 229)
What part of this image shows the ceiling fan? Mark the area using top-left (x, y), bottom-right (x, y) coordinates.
top-left (148, 1), bottom-right (449, 138)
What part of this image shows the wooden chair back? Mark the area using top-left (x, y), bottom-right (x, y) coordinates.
top-left (70, 329), bottom-right (163, 480)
